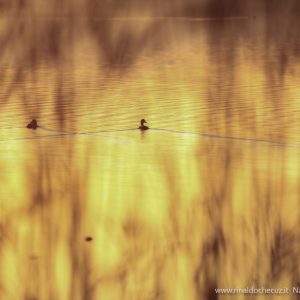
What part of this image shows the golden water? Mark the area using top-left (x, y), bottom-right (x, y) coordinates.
top-left (1, 6), bottom-right (300, 300)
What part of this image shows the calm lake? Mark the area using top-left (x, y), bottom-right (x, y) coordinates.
top-left (1, 11), bottom-right (300, 300)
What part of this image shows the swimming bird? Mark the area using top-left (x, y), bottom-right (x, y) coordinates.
top-left (27, 119), bottom-right (38, 130)
top-left (139, 119), bottom-right (149, 131)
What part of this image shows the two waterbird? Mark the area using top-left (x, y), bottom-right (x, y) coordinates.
top-left (26, 119), bottom-right (150, 131)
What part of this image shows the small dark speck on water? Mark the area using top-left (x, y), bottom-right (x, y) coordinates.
top-left (29, 255), bottom-right (39, 260)
top-left (85, 236), bottom-right (93, 242)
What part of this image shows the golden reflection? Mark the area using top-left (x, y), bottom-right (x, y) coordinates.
top-left (1, 2), bottom-right (300, 300)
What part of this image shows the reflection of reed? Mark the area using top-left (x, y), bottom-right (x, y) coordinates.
top-left (24, 138), bottom-right (93, 300)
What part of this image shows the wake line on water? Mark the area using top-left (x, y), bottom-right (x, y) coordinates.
top-left (0, 126), bottom-right (137, 142)
top-left (151, 128), bottom-right (300, 148)
top-left (1, 126), bottom-right (300, 148)
top-left (0, 133), bottom-right (74, 142)
top-left (38, 126), bottom-right (138, 134)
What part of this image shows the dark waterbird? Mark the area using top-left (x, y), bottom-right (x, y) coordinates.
top-left (139, 119), bottom-right (149, 131)
top-left (26, 119), bottom-right (38, 130)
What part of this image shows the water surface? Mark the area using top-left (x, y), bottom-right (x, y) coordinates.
top-left (1, 11), bottom-right (300, 300)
